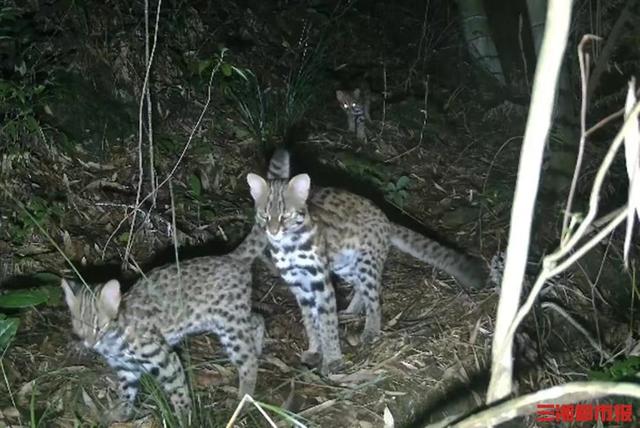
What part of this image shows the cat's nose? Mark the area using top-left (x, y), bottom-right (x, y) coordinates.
top-left (267, 218), bottom-right (280, 235)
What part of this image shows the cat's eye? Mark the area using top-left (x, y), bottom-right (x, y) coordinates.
top-left (343, 103), bottom-right (349, 108)
top-left (351, 103), bottom-right (357, 107)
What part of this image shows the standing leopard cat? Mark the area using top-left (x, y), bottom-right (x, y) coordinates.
top-left (61, 226), bottom-right (267, 422)
top-left (247, 150), bottom-right (487, 372)
top-left (336, 86), bottom-right (372, 141)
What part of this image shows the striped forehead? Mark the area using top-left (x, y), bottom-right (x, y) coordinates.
top-left (265, 179), bottom-right (288, 214)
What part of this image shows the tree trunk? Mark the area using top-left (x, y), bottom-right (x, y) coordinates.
top-left (456, 0), bottom-right (506, 86)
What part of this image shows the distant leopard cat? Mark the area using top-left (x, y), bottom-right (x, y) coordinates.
top-left (61, 226), bottom-right (267, 422)
top-left (336, 85), bottom-right (371, 141)
top-left (246, 149), bottom-right (487, 372)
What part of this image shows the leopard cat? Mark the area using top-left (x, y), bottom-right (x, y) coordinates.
top-left (61, 225), bottom-right (267, 422)
top-left (336, 85), bottom-right (372, 141)
top-left (246, 149), bottom-right (487, 372)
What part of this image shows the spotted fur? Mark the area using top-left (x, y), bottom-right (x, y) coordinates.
top-left (247, 151), bottom-right (487, 362)
top-left (61, 226), bottom-right (267, 422)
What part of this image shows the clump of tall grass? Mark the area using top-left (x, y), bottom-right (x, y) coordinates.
top-left (226, 32), bottom-right (327, 146)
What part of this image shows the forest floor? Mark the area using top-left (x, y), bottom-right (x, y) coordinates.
top-left (0, 1), bottom-right (636, 427)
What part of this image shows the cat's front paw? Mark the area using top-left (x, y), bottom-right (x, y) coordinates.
top-left (300, 350), bottom-right (322, 368)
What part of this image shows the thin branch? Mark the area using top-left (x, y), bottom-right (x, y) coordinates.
top-left (123, 0), bottom-right (163, 268)
top-left (101, 50), bottom-right (228, 259)
top-left (145, 0), bottom-right (157, 207)
top-left (562, 35), bottom-right (601, 234)
top-left (506, 206), bottom-right (628, 353)
top-left (540, 301), bottom-right (612, 360)
top-left (486, 0), bottom-right (573, 404)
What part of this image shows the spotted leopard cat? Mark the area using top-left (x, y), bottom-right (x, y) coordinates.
top-left (61, 226), bottom-right (267, 422)
top-left (336, 86), bottom-right (371, 141)
top-left (246, 149), bottom-right (487, 372)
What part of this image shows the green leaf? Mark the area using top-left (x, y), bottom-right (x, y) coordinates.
top-left (197, 59), bottom-right (212, 75)
top-left (0, 289), bottom-right (50, 308)
top-left (25, 115), bottom-right (39, 133)
top-left (0, 315), bottom-right (19, 352)
top-left (396, 176), bottom-right (410, 188)
top-left (188, 174), bottom-right (202, 198)
top-left (29, 272), bottom-right (60, 285)
top-left (117, 231), bottom-right (130, 244)
top-left (221, 62), bottom-right (233, 77)
top-left (230, 66), bottom-right (249, 81)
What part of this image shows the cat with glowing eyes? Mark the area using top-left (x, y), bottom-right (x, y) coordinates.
top-left (336, 87), bottom-right (371, 141)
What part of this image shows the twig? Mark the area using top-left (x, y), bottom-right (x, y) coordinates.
top-left (295, 398), bottom-right (337, 418)
top-left (379, 59), bottom-right (387, 139)
top-left (540, 301), bottom-right (612, 360)
top-left (385, 143), bottom-right (421, 163)
top-left (506, 206), bottom-right (629, 357)
top-left (562, 35), bottom-right (601, 235)
top-left (225, 395), bottom-right (279, 428)
top-left (555, 97), bottom-right (640, 257)
top-left (517, 14), bottom-right (529, 88)
top-left (487, 0), bottom-right (573, 404)
top-left (123, 0), bottom-right (163, 268)
top-left (101, 50), bottom-right (229, 259)
top-left (584, 87), bottom-right (640, 139)
top-left (145, 0), bottom-right (157, 208)
top-left (417, 76), bottom-right (429, 147)
top-left (169, 179), bottom-right (181, 291)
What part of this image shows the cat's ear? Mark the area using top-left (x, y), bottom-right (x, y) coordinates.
top-left (336, 90), bottom-right (346, 103)
top-left (247, 173), bottom-right (268, 203)
top-left (60, 278), bottom-right (77, 310)
top-left (98, 279), bottom-right (121, 320)
top-left (353, 88), bottom-right (360, 98)
top-left (287, 173), bottom-right (310, 202)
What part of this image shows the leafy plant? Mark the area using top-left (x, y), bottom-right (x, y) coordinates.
top-left (333, 153), bottom-right (412, 207)
top-left (225, 69), bottom-right (270, 144)
top-left (0, 286), bottom-right (56, 354)
top-left (384, 176), bottom-right (411, 208)
top-left (187, 173), bottom-right (203, 202)
top-left (224, 31), bottom-right (325, 145)
top-left (335, 152), bottom-right (390, 186)
top-left (0, 5), bottom-right (56, 148)
top-left (0, 314), bottom-right (19, 354)
top-left (277, 36), bottom-right (326, 137)
top-left (0, 289), bottom-right (50, 308)
top-left (589, 357), bottom-right (640, 382)
top-left (7, 196), bottom-right (64, 245)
